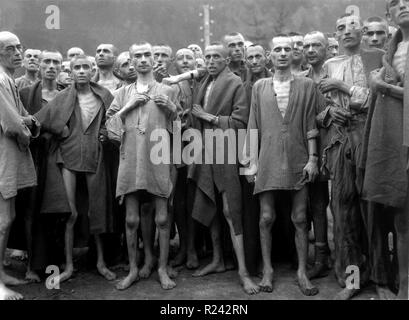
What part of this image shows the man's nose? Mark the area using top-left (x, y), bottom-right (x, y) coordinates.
top-left (399, 0), bottom-right (408, 9)
top-left (129, 65), bottom-right (135, 71)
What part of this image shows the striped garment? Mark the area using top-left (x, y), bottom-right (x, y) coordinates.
top-left (273, 77), bottom-right (292, 117)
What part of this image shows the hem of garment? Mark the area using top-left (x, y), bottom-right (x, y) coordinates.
top-left (254, 185), bottom-right (304, 194)
top-left (0, 180), bottom-right (37, 200)
top-left (117, 188), bottom-right (171, 199)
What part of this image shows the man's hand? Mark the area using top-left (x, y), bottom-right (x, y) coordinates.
top-left (119, 94), bottom-right (149, 121)
top-left (369, 68), bottom-right (388, 92)
top-left (242, 163), bottom-right (257, 184)
top-left (245, 174), bottom-right (256, 184)
top-left (302, 159), bottom-right (319, 183)
top-left (22, 116), bottom-right (34, 129)
top-left (328, 105), bottom-right (352, 126)
top-left (153, 94), bottom-right (176, 114)
top-left (99, 134), bottom-right (107, 143)
top-left (319, 78), bottom-right (351, 94)
top-left (162, 75), bottom-right (181, 86)
top-left (192, 104), bottom-right (216, 123)
top-left (153, 64), bottom-right (169, 81)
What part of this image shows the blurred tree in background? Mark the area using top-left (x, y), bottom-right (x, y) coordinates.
top-left (0, 0), bottom-right (387, 55)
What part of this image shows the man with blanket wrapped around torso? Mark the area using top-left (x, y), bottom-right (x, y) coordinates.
top-left (361, 0), bottom-right (409, 300)
top-left (187, 42), bottom-right (260, 295)
top-left (35, 55), bottom-right (116, 283)
top-left (317, 14), bottom-right (384, 300)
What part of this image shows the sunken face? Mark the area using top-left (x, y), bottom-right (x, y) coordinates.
top-left (204, 45), bottom-right (229, 76)
top-left (175, 49), bottom-right (196, 74)
top-left (363, 22), bottom-right (388, 49)
top-left (290, 35), bottom-right (304, 63)
top-left (245, 45), bottom-right (266, 74)
top-left (153, 45), bottom-right (172, 70)
top-left (387, 0), bottom-right (409, 28)
top-left (196, 58), bottom-right (205, 69)
top-left (96, 44), bottom-right (116, 68)
top-left (23, 49), bottom-right (41, 72)
top-left (270, 37), bottom-right (293, 70)
top-left (327, 38), bottom-right (339, 59)
top-left (130, 44), bottom-right (154, 75)
top-left (224, 34), bottom-right (245, 62)
top-left (303, 33), bottom-right (327, 66)
top-left (40, 52), bottom-right (62, 81)
top-left (70, 58), bottom-right (93, 84)
top-left (336, 15), bottom-right (362, 49)
top-left (117, 53), bottom-right (137, 82)
top-left (0, 34), bottom-right (23, 71)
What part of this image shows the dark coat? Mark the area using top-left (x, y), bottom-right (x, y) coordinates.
top-left (361, 30), bottom-right (408, 208)
top-left (188, 67), bottom-right (248, 235)
top-left (35, 82), bottom-right (115, 234)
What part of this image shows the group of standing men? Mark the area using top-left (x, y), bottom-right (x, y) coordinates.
top-left (0, 0), bottom-right (409, 301)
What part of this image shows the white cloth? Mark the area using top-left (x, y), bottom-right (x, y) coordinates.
top-left (323, 54), bottom-right (369, 111)
top-left (78, 92), bottom-right (100, 130)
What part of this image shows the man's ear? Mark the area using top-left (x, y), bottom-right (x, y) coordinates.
top-left (225, 56), bottom-right (231, 65)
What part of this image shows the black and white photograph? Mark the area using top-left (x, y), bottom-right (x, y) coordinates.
top-left (0, 0), bottom-right (408, 307)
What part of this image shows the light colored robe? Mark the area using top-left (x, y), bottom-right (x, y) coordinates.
top-left (0, 66), bottom-right (39, 199)
top-left (106, 81), bottom-right (179, 198)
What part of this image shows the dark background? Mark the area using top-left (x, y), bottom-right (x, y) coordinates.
top-left (0, 0), bottom-right (388, 56)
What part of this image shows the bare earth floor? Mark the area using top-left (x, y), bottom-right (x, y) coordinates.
top-left (9, 260), bottom-right (378, 300)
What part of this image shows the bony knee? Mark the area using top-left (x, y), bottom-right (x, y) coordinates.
top-left (0, 216), bottom-right (14, 232)
top-left (155, 215), bottom-right (169, 228)
top-left (125, 216), bottom-right (140, 230)
top-left (259, 212), bottom-right (275, 227)
top-left (291, 215), bottom-right (307, 228)
top-left (67, 210), bottom-right (78, 223)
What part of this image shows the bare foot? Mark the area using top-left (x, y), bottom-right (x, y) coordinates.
top-left (25, 270), bottom-right (41, 283)
top-left (307, 262), bottom-right (330, 280)
top-left (192, 261), bottom-right (225, 277)
top-left (186, 252), bottom-right (199, 270)
top-left (97, 263), bottom-right (117, 281)
top-left (0, 273), bottom-right (28, 286)
top-left (167, 265), bottom-right (178, 279)
top-left (239, 272), bottom-right (260, 295)
top-left (158, 268), bottom-right (176, 290)
top-left (139, 258), bottom-right (157, 279)
top-left (297, 273), bottom-right (319, 296)
top-left (58, 265), bottom-right (74, 284)
top-left (116, 270), bottom-right (139, 291)
top-left (333, 288), bottom-right (358, 300)
top-left (258, 268), bottom-right (274, 293)
top-left (10, 249), bottom-right (27, 261)
top-left (0, 283), bottom-right (23, 300)
top-left (170, 251), bottom-right (186, 267)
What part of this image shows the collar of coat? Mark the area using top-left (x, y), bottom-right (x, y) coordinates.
top-left (36, 81), bottom-right (113, 134)
top-left (194, 66), bottom-right (235, 107)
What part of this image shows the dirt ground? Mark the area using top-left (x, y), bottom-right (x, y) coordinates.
top-left (7, 250), bottom-right (378, 300)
